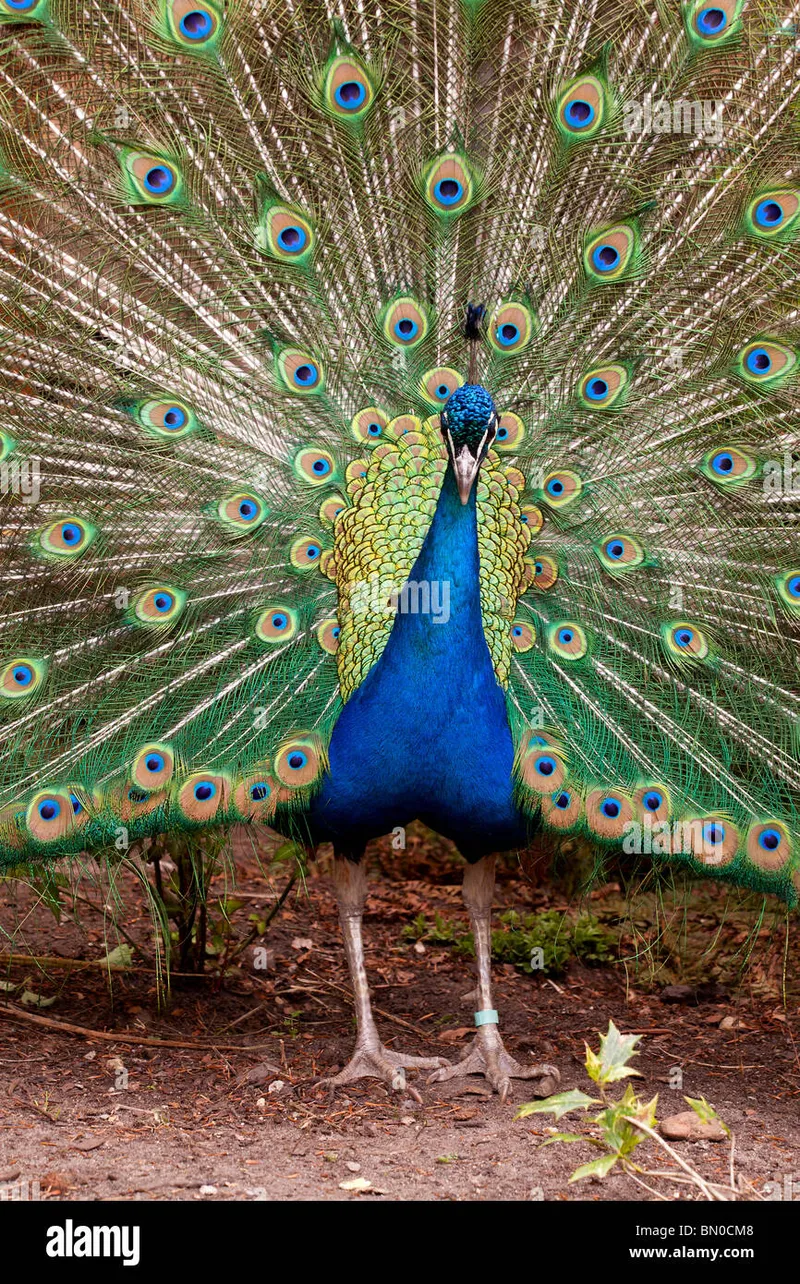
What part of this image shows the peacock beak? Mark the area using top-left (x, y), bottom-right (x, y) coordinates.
top-left (445, 427), bottom-right (493, 505)
top-left (452, 443), bottom-right (482, 504)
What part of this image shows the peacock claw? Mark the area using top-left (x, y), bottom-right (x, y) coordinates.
top-left (318, 1042), bottom-right (451, 1099)
top-left (427, 1028), bottom-right (560, 1104)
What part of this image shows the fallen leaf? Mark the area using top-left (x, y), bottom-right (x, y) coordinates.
top-left (339, 1177), bottom-right (372, 1192)
top-left (100, 944), bottom-right (133, 970)
top-left (438, 1027), bottom-right (473, 1044)
top-left (20, 990), bottom-right (56, 1008)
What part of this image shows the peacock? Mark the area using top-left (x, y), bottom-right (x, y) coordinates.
top-left (1, 0), bottom-right (799, 1103)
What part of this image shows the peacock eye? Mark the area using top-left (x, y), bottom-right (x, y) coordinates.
top-left (425, 154), bottom-right (474, 216)
top-left (256, 605), bottom-right (299, 642)
top-left (133, 585), bottom-right (186, 626)
top-left (277, 225), bottom-right (307, 252)
top-left (496, 322), bottom-right (520, 346)
top-left (2, 657), bottom-right (46, 699)
top-left (644, 791), bottom-right (663, 811)
top-left (165, 0), bottom-right (222, 47)
top-left (755, 199), bottom-right (783, 228)
top-left (696, 6), bottom-right (726, 34)
top-left (746, 188), bottom-right (800, 240)
top-left (383, 296), bottom-right (428, 348)
top-left (702, 820), bottom-right (725, 845)
top-left (746, 347), bottom-right (771, 375)
top-left (566, 99), bottom-right (593, 128)
top-left (217, 491), bottom-right (269, 533)
top-left (144, 165), bottom-right (175, 195)
top-left (701, 445), bottom-right (756, 487)
top-left (335, 79), bottom-right (367, 110)
top-left (194, 780), bottom-right (216, 802)
top-left (277, 348), bottom-right (325, 394)
top-left (592, 243), bottom-right (620, 272)
top-left (736, 339), bottom-right (797, 386)
top-left (548, 621), bottom-right (589, 660)
top-left (662, 620), bottom-right (710, 661)
top-left (534, 755), bottom-right (557, 777)
top-left (180, 7), bottom-right (214, 39)
top-left (394, 317), bottom-right (418, 341)
top-left (555, 74), bottom-right (607, 140)
top-left (323, 55), bottom-right (375, 120)
top-left (434, 178), bottom-right (463, 205)
top-left (555, 791), bottom-right (571, 809)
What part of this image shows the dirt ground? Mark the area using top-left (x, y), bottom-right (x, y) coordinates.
top-left (1, 827), bottom-right (798, 1203)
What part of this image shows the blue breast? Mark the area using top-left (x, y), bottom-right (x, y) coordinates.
top-left (308, 465), bottom-right (531, 859)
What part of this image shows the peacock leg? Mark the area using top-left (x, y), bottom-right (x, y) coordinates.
top-left (319, 854), bottom-right (450, 1097)
top-left (428, 855), bottom-right (560, 1104)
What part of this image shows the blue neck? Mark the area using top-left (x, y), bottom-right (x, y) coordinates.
top-left (307, 462), bottom-right (529, 858)
top-left (382, 463), bottom-right (486, 676)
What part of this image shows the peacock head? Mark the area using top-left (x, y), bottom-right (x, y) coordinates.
top-left (440, 383), bottom-right (498, 504)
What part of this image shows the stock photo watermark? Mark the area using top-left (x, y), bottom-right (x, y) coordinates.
top-left (763, 452), bottom-right (800, 496)
top-left (623, 95), bottom-right (724, 144)
top-left (623, 817), bottom-right (733, 864)
top-left (0, 457), bottom-right (40, 504)
top-left (0, 1176), bottom-right (41, 1201)
top-left (350, 575), bottom-right (451, 625)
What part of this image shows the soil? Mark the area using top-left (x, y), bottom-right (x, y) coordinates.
top-left (0, 827), bottom-right (798, 1203)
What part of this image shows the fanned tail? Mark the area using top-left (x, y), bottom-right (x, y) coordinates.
top-left (0, 0), bottom-right (798, 904)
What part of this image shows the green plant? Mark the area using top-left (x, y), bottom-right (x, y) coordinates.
top-left (517, 1021), bottom-right (738, 1199)
top-left (402, 908), bottom-right (617, 975)
top-left (401, 911), bottom-right (460, 945)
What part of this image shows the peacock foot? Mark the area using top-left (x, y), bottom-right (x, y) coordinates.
top-left (318, 1040), bottom-right (451, 1102)
top-left (428, 1026), bottom-right (559, 1104)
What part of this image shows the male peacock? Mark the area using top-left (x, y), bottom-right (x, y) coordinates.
top-left (1, 0), bottom-right (799, 1101)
